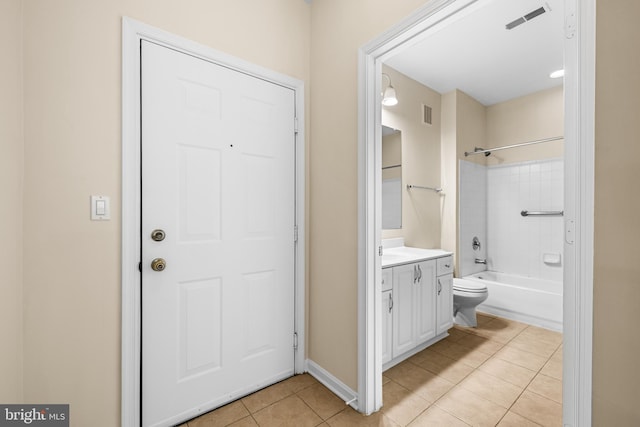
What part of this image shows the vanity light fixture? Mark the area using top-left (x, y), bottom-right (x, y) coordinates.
top-left (381, 73), bottom-right (398, 106)
top-left (549, 69), bottom-right (564, 79)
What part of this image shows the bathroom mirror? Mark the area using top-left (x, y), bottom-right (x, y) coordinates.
top-left (382, 125), bottom-right (402, 229)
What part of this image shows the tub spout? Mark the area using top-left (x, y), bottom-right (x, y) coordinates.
top-left (475, 258), bottom-right (487, 265)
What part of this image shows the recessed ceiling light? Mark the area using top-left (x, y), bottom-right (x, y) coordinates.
top-left (550, 69), bottom-right (565, 79)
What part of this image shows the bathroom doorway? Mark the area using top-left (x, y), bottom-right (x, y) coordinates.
top-left (357, 0), bottom-right (595, 424)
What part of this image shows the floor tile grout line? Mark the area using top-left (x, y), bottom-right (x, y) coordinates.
top-left (293, 386), bottom-right (335, 422)
top-left (427, 387), bottom-right (477, 427)
top-left (247, 388), bottom-right (328, 426)
top-left (413, 326), bottom-right (500, 425)
top-left (243, 375), bottom-right (318, 417)
top-left (429, 321), bottom-right (556, 426)
top-left (239, 400), bottom-right (263, 426)
top-left (524, 386), bottom-right (563, 406)
top-left (244, 393), bottom-right (292, 415)
top-left (324, 407), bottom-right (349, 426)
top-left (383, 377), bottom-right (468, 427)
top-left (491, 334), bottom-right (558, 427)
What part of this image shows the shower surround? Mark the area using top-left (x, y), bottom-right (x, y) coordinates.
top-left (459, 158), bottom-right (564, 330)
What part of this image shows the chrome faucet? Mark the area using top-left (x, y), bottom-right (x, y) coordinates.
top-left (475, 258), bottom-right (487, 265)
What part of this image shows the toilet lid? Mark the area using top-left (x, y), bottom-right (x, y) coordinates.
top-left (453, 279), bottom-right (487, 293)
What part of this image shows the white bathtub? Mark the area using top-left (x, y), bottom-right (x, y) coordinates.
top-left (465, 271), bottom-right (563, 331)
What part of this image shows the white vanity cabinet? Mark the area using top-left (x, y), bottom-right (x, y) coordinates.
top-left (436, 256), bottom-right (454, 335)
top-left (381, 247), bottom-right (453, 370)
top-left (391, 261), bottom-right (436, 357)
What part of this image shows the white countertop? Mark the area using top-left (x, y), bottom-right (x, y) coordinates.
top-left (382, 246), bottom-right (452, 268)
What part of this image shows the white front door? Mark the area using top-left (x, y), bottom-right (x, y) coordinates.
top-left (141, 40), bottom-right (296, 427)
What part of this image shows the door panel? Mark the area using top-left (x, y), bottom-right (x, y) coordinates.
top-left (437, 274), bottom-right (454, 335)
top-left (177, 145), bottom-right (222, 241)
top-left (381, 290), bottom-right (393, 365)
top-left (392, 264), bottom-right (416, 357)
top-left (415, 261), bottom-right (436, 344)
top-left (141, 41), bottom-right (296, 427)
top-left (178, 278), bottom-right (222, 378)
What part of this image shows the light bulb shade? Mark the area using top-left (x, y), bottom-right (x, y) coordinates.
top-left (549, 69), bottom-right (564, 79)
top-left (382, 86), bottom-right (398, 106)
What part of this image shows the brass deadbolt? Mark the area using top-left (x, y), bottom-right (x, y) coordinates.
top-left (151, 229), bottom-right (166, 242)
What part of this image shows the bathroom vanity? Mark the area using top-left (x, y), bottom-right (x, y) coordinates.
top-left (381, 242), bottom-right (453, 370)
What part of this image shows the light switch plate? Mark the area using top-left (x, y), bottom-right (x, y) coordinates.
top-left (91, 195), bottom-right (110, 220)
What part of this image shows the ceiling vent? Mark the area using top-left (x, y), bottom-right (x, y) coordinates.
top-left (505, 6), bottom-right (547, 30)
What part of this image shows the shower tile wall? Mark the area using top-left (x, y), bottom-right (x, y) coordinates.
top-left (486, 159), bottom-right (564, 282)
top-left (459, 160), bottom-right (487, 277)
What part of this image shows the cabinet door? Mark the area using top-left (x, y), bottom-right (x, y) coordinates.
top-left (392, 264), bottom-right (416, 357)
top-left (415, 261), bottom-right (437, 344)
top-left (381, 268), bottom-right (393, 292)
top-left (381, 290), bottom-right (393, 365)
top-left (436, 274), bottom-right (454, 335)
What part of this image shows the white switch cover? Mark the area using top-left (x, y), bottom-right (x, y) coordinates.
top-left (91, 195), bottom-right (110, 220)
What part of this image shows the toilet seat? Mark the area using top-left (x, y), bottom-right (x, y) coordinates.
top-left (453, 279), bottom-right (487, 294)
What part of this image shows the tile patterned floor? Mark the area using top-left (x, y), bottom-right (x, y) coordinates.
top-left (181, 313), bottom-right (563, 427)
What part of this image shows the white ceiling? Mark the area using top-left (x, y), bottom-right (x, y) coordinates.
top-left (384, 0), bottom-right (564, 106)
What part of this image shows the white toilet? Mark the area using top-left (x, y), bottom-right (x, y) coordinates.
top-left (453, 278), bottom-right (488, 327)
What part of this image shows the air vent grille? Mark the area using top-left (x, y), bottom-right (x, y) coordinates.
top-left (422, 104), bottom-right (432, 125)
top-left (506, 6), bottom-right (546, 30)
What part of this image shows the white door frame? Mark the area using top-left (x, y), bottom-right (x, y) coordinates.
top-left (121, 17), bottom-right (306, 427)
top-left (357, 1), bottom-right (594, 425)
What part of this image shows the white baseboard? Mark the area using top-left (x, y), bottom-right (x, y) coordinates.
top-left (306, 359), bottom-right (359, 410)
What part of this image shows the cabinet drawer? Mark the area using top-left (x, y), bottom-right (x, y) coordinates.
top-left (382, 268), bottom-right (393, 291)
top-left (437, 256), bottom-right (453, 276)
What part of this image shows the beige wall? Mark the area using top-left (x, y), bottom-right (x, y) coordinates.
top-left (19, 1), bottom-right (310, 425)
top-left (381, 65), bottom-right (442, 248)
top-left (0, 0), bottom-right (24, 404)
top-left (486, 85), bottom-right (564, 164)
top-left (593, 0), bottom-right (640, 424)
top-left (456, 90), bottom-right (487, 165)
top-left (308, 0), bottom-right (431, 390)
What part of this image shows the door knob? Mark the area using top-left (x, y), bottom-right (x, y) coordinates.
top-left (151, 258), bottom-right (166, 271)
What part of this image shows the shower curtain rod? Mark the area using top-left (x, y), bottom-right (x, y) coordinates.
top-left (464, 135), bottom-right (564, 157)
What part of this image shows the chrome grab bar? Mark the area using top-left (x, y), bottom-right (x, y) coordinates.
top-left (521, 210), bottom-right (564, 217)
